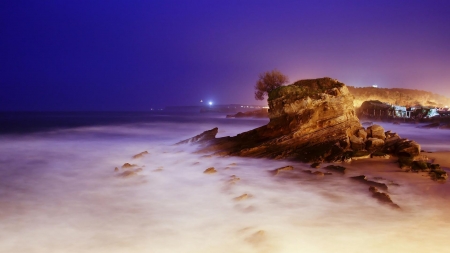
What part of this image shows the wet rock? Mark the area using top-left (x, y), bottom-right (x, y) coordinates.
top-left (395, 139), bottom-right (420, 158)
top-left (369, 186), bottom-right (400, 209)
top-left (228, 175), bottom-right (241, 184)
top-left (177, 127), bottom-right (219, 145)
top-left (272, 165), bottom-right (294, 175)
top-left (351, 175), bottom-right (388, 191)
top-left (312, 171), bottom-right (324, 176)
top-left (118, 170), bottom-right (139, 178)
top-left (429, 170), bottom-right (448, 182)
top-left (311, 162), bottom-right (321, 168)
top-left (324, 165), bottom-right (346, 174)
top-left (371, 151), bottom-right (390, 159)
top-left (357, 128), bottom-right (368, 140)
top-left (132, 151), bottom-right (149, 159)
top-left (114, 167), bottom-right (119, 172)
top-left (204, 167), bottom-right (217, 174)
top-left (350, 135), bottom-right (365, 151)
top-left (122, 163), bottom-right (138, 169)
top-left (365, 138), bottom-right (385, 151)
top-left (367, 124), bottom-right (386, 140)
top-left (351, 150), bottom-right (371, 160)
top-left (234, 194), bottom-right (249, 201)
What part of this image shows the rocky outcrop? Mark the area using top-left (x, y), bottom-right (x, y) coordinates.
top-left (177, 128), bottom-right (219, 145)
top-left (179, 77), bottom-right (428, 171)
top-left (186, 78), bottom-right (362, 162)
top-left (226, 109), bottom-right (268, 118)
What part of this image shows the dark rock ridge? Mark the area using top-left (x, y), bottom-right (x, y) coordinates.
top-left (179, 77), bottom-right (423, 164)
top-left (226, 109), bottom-right (269, 118)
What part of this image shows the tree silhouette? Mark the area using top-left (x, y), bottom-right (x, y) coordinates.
top-left (254, 69), bottom-right (289, 100)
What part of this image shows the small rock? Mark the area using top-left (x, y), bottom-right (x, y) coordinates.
top-left (369, 186), bottom-right (400, 209)
top-left (272, 165), bottom-right (294, 175)
top-left (204, 167), bottom-right (217, 174)
top-left (118, 170), bottom-right (138, 178)
top-left (114, 167), bottom-right (119, 172)
top-left (311, 162), bottom-right (321, 168)
top-left (228, 175), bottom-right (241, 184)
top-left (312, 171), bottom-right (324, 176)
top-left (324, 165), bottom-right (346, 174)
top-left (234, 194), bottom-right (249, 201)
top-left (132, 151), bottom-right (149, 159)
top-left (122, 163), bottom-right (138, 169)
top-left (351, 175), bottom-right (388, 191)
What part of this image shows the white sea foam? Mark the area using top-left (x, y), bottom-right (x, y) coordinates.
top-left (0, 119), bottom-right (449, 253)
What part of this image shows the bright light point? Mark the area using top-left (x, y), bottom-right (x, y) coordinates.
top-left (209, 101), bottom-right (213, 105)
top-left (200, 100), bottom-right (203, 103)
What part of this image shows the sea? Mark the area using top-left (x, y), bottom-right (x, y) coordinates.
top-left (1, 111), bottom-right (449, 253)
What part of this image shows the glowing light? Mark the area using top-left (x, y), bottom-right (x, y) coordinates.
top-left (209, 101), bottom-right (213, 105)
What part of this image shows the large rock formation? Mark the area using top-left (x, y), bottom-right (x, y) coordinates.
top-left (186, 78), bottom-right (363, 162)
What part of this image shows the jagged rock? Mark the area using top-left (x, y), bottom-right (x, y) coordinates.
top-left (204, 167), bottom-right (217, 174)
top-left (183, 78), bottom-right (361, 162)
top-left (351, 175), bottom-right (388, 191)
top-left (366, 138), bottom-right (385, 151)
top-left (132, 151), bottom-right (149, 159)
top-left (272, 165), bottom-right (294, 175)
top-left (367, 124), bottom-right (386, 140)
top-left (350, 135), bottom-right (365, 151)
top-left (369, 186), bottom-right (400, 209)
top-left (324, 165), bottom-right (346, 174)
top-left (177, 128), bottom-right (219, 145)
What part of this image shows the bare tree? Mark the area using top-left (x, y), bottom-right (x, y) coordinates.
top-left (254, 69), bottom-right (289, 100)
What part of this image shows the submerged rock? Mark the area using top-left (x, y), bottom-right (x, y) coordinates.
top-left (122, 163), bottom-right (138, 169)
top-left (351, 175), bottom-right (388, 191)
top-left (324, 165), bottom-right (346, 174)
top-left (369, 186), bottom-right (400, 209)
top-left (272, 165), bottom-right (294, 175)
top-left (132, 151), bottom-right (149, 159)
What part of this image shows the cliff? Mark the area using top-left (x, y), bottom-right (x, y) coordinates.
top-left (347, 86), bottom-right (450, 108)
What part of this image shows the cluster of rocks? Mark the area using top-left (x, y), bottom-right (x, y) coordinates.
top-left (113, 150), bottom-right (151, 178)
top-left (399, 159), bottom-right (448, 182)
top-left (348, 124), bottom-right (420, 160)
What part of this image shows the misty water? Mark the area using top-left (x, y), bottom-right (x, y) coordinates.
top-left (1, 112), bottom-right (449, 253)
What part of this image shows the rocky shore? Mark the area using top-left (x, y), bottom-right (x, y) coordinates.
top-left (179, 77), bottom-right (447, 181)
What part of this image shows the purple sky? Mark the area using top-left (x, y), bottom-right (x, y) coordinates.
top-left (1, 0), bottom-right (449, 111)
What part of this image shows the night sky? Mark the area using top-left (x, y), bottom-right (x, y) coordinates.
top-left (1, 0), bottom-right (449, 111)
